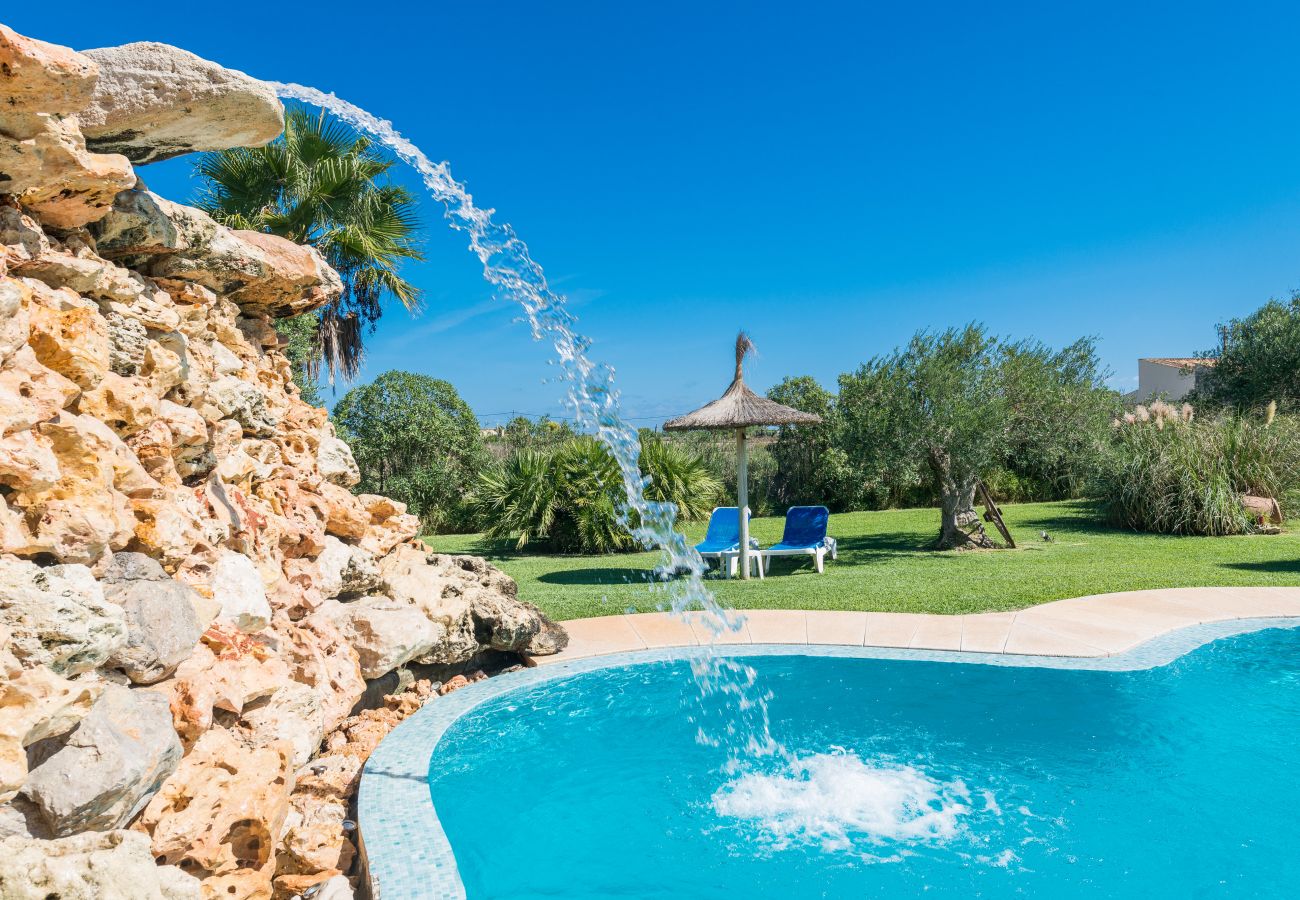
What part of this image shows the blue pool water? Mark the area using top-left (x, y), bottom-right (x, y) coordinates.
top-left (428, 627), bottom-right (1300, 899)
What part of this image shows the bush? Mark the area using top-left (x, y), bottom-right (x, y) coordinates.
top-left (475, 434), bottom-right (722, 553)
top-left (659, 429), bottom-right (778, 515)
top-left (1195, 294), bottom-right (1300, 410)
top-left (332, 371), bottom-right (487, 533)
top-left (1097, 401), bottom-right (1300, 535)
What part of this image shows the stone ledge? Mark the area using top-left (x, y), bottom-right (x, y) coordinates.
top-left (530, 586), bottom-right (1300, 664)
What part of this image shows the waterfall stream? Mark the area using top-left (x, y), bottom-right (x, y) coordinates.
top-left (268, 83), bottom-right (777, 757)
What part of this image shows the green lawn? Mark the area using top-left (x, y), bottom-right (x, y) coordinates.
top-left (426, 500), bottom-right (1300, 622)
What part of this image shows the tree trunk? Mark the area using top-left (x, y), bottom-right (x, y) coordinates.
top-left (930, 450), bottom-right (994, 550)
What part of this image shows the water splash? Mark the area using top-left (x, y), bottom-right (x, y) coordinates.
top-left (268, 82), bottom-right (775, 756)
top-left (712, 749), bottom-right (976, 856)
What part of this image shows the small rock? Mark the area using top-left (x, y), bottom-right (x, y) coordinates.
top-left (438, 674), bottom-right (470, 696)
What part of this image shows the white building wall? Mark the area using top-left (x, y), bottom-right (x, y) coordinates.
top-left (1137, 360), bottom-right (1198, 401)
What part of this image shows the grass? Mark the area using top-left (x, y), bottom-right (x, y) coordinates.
top-left (425, 500), bottom-right (1300, 622)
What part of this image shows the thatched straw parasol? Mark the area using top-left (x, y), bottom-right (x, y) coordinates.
top-left (665, 333), bottom-right (822, 579)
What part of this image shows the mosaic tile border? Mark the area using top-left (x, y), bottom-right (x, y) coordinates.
top-left (358, 614), bottom-right (1299, 899)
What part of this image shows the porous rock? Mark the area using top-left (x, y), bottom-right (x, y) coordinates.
top-left (0, 626), bottom-right (100, 803)
top-left (139, 728), bottom-right (294, 895)
top-left (78, 42), bottom-right (284, 164)
top-left (0, 829), bottom-right (201, 900)
top-left (0, 555), bottom-right (127, 675)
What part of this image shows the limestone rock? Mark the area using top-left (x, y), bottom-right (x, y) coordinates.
top-left (0, 626), bottom-right (100, 803)
top-left (149, 222), bottom-right (342, 318)
top-left (169, 624), bottom-right (288, 742)
top-left (208, 374), bottom-right (278, 436)
top-left (315, 535), bottom-right (381, 600)
top-left (317, 596), bottom-right (442, 679)
top-left (209, 549), bottom-right (272, 632)
top-left (0, 795), bottom-right (51, 840)
top-left (0, 556), bottom-right (126, 675)
top-left (318, 482), bottom-right (370, 542)
top-left (103, 310), bottom-right (148, 374)
top-left (356, 493), bottom-right (421, 556)
top-left (22, 684), bottom-right (182, 835)
top-left (0, 113), bottom-right (135, 228)
top-left (99, 552), bottom-right (203, 683)
top-left (316, 434), bottom-right (360, 487)
top-left (272, 617), bottom-right (364, 734)
top-left (0, 24), bottom-right (98, 115)
top-left (241, 681), bottom-right (324, 768)
top-left (0, 428), bottom-right (60, 493)
top-left (79, 42), bottom-right (284, 164)
top-left (0, 346), bottom-right (80, 434)
top-left (275, 790), bottom-right (353, 885)
top-left (139, 728), bottom-right (294, 895)
top-left (76, 371), bottom-right (158, 436)
top-left (0, 829), bottom-right (201, 900)
top-left (25, 291), bottom-right (111, 389)
top-left (0, 278), bottom-right (31, 367)
top-left (89, 188), bottom-right (220, 259)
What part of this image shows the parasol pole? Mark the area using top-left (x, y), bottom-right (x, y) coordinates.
top-left (737, 427), bottom-right (750, 580)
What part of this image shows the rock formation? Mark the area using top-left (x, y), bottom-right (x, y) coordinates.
top-left (0, 25), bottom-right (566, 900)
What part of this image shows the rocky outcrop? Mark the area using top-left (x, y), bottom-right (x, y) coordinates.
top-left (78, 42), bottom-right (284, 164)
top-left (0, 27), bottom-right (567, 899)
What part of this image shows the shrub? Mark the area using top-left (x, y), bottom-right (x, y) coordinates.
top-left (332, 371), bottom-right (487, 533)
top-left (1097, 401), bottom-right (1300, 535)
top-left (1195, 294), bottom-right (1300, 410)
top-left (475, 434), bottom-right (721, 553)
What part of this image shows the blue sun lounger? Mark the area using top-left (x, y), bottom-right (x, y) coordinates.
top-left (695, 507), bottom-right (762, 578)
top-left (762, 505), bottom-right (837, 574)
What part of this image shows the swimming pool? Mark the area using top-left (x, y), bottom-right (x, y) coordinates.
top-left (417, 625), bottom-right (1299, 899)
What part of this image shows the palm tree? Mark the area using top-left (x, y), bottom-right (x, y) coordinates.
top-left (195, 108), bottom-right (423, 385)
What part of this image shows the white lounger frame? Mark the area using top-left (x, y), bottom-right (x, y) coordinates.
top-left (761, 537), bottom-right (838, 574)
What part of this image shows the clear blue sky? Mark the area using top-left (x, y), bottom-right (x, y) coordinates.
top-left (15, 2), bottom-right (1300, 424)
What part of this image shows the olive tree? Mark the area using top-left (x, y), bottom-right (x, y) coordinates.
top-left (837, 325), bottom-right (1113, 549)
top-left (332, 371), bottom-right (487, 533)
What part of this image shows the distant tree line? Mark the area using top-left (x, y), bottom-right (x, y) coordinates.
top-left (324, 294), bottom-right (1300, 551)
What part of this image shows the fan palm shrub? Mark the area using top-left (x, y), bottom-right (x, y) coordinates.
top-left (476, 435), bottom-right (722, 553)
top-left (195, 108), bottom-right (423, 386)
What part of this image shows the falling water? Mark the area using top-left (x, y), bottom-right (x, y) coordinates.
top-left (268, 83), bottom-right (775, 757)
top-left (268, 86), bottom-right (983, 845)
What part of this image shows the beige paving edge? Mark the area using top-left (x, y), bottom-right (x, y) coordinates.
top-left (531, 587), bottom-right (1300, 665)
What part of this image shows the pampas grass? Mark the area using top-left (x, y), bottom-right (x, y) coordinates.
top-left (1098, 402), bottom-right (1300, 535)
